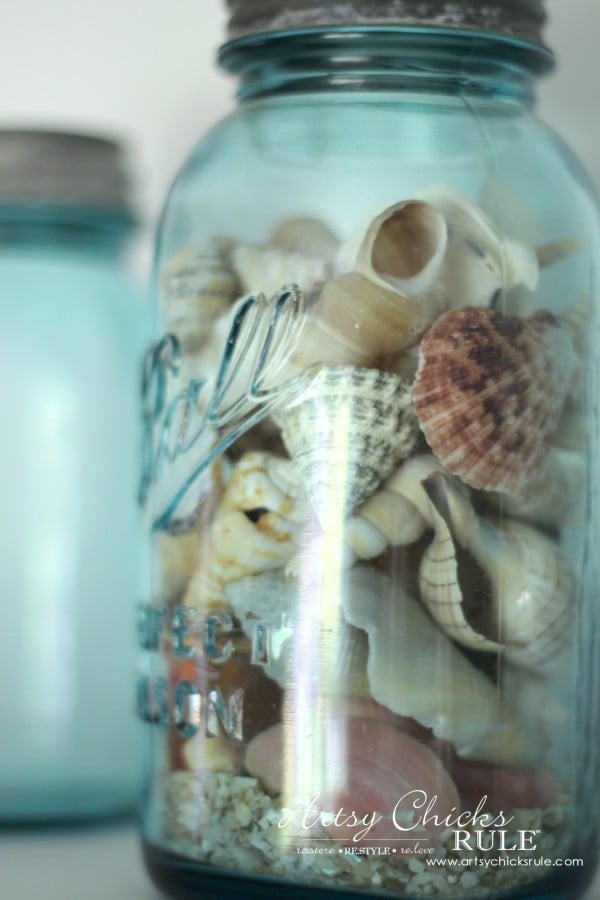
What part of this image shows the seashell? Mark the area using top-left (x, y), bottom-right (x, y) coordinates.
top-left (414, 307), bottom-right (579, 493)
top-left (342, 564), bottom-right (535, 766)
top-left (224, 569), bottom-right (370, 696)
top-left (245, 717), bottom-right (460, 849)
top-left (417, 472), bottom-right (575, 673)
top-left (270, 216), bottom-right (340, 261)
top-left (183, 452), bottom-right (303, 612)
top-left (414, 184), bottom-right (539, 302)
top-left (231, 242), bottom-right (330, 298)
top-left (273, 366), bottom-right (419, 521)
top-left (161, 241), bottom-right (239, 350)
top-left (336, 199), bottom-right (449, 331)
top-left (289, 273), bottom-right (439, 371)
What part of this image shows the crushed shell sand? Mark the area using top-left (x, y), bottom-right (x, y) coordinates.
top-left (160, 771), bottom-right (571, 896)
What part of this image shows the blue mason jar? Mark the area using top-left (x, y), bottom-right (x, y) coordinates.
top-left (140, 2), bottom-right (600, 897)
top-left (0, 130), bottom-right (143, 821)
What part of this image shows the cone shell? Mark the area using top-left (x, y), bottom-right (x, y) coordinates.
top-left (245, 717), bottom-right (460, 848)
top-left (414, 307), bottom-right (579, 493)
top-left (274, 366), bottom-right (419, 519)
top-left (161, 241), bottom-right (239, 350)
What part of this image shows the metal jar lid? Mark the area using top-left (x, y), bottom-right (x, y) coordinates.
top-left (225, 0), bottom-right (547, 46)
top-left (0, 129), bottom-right (133, 215)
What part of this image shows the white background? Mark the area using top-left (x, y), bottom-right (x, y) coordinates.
top-left (0, 0), bottom-right (598, 233)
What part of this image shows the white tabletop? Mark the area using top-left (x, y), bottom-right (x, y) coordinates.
top-left (2, 822), bottom-right (599, 900)
top-left (1, 821), bottom-right (162, 900)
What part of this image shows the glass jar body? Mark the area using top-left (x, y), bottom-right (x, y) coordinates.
top-left (141, 39), bottom-right (600, 900)
top-left (0, 215), bottom-right (143, 820)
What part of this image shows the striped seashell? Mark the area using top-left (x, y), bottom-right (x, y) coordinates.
top-left (274, 366), bottom-right (419, 522)
top-left (161, 240), bottom-right (239, 350)
top-left (270, 216), bottom-right (340, 261)
top-left (231, 241), bottom-right (330, 298)
top-left (414, 307), bottom-right (579, 493)
top-left (417, 472), bottom-right (575, 673)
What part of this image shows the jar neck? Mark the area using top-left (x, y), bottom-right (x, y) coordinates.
top-left (0, 203), bottom-right (135, 258)
top-left (219, 28), bottom-right (553, 107)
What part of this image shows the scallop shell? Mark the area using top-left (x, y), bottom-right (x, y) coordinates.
top-left (414, 307), bottom-right (579, 493)
top-left (245, 717), bottom-right (460, 849)
top-left (161, 241), bottom-right (239, 350)
top-left (417, 472), bottom-right (575, 673)
top-left (270, 216), bottom-right (340, 261)
top-left (342, 565), bottom-right (535, 766)
top-left (231, 242), bottom-right (330, 298)
top-left (274, 366), bottom-right (419, 521)
top-left (224, 568), bottom-right (370, 696)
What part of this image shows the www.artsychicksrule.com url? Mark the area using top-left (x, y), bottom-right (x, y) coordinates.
top-left (427, 857), bottom-right (584, 870)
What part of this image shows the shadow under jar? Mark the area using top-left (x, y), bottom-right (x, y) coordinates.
top-left (139, 2), bottom-right (600, 897)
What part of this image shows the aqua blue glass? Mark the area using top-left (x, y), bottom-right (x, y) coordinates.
top-left (0, 132), bottom-right (143, 821)
top-left (140, 5), bottom-right (600, 898)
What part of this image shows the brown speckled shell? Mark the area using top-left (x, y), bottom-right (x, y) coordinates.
top-left (413, 308), bottom-right (578, 493)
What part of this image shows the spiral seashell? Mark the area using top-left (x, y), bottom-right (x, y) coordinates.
top-left (414, 307), bottom-right (580, 493)
top-left (161, 241), bottom-right (239, 350)
top-left (270, 216), bottom-right (340, 261)
top-left (231, 242), bottom-right (330, 298)
top-left (336, 198), bottom-right (449, 327)
top-left (273, 366), bottom-right (419, 522)
top-left (417, 472), bottom-right (575, 673)
top-left (183, 452), bottom-right (304, 612)
top-left (342, 565), bottom-right (535, 766)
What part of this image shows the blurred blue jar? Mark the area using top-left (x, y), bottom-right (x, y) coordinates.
top-left (0, 130), bottom-right (143, 821)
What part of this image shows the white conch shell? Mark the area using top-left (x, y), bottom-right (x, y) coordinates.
top-left (224, 569), bottom-right (370, 696)
top-left (416, 472), bottom-right (575, 673)
top-left (183, 452), bottom-right (304, 612)
top-left (231, 242), bottom-right (330, 298)
top-left (161, 240), bottom-right (239, 350)
top-left (273, 366), bottom-right (419, 522)
top-left (270, 216), bottom-right (340, 261)
top-left (342, 565), bottom-right (535, 766)
top-left (415, 184), bottom-right (539, 303)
